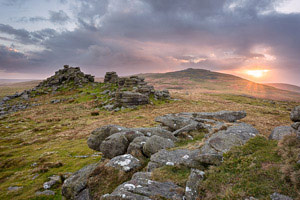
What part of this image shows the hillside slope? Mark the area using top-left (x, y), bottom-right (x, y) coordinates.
top-left (139, 68), bottom-right (300, 101)
top-left (265, 83), bottom-right (300, 94)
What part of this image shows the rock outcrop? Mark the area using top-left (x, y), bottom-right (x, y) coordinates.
top-left (63, 110), bottom-right (262, 199)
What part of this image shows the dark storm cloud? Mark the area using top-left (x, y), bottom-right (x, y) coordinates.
top-left (0, 0), bottom-right (299, 84)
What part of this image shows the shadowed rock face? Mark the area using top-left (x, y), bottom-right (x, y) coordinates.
top-left (291, 106), bottom-right (300, 122)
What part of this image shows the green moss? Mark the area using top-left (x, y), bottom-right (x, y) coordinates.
top-left (151, 165), bottom-right (190, 187)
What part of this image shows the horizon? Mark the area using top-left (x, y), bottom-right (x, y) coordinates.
top-left (1, 0), bottom-right (300, 85)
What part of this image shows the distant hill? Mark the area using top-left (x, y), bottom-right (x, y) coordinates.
top-left (265, 83), bottom-right (300, 94)
top-left (139, 68), bottom-right (300, 102)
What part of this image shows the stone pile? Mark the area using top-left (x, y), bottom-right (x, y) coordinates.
top-left (62, 110), bottom-right (262, 200)
top-left (102, 71), bottom-right (170, 109)
top-left (36, 65), bottom-right (94, 90)
top-left (269, 105), bottom-right (300, 140)
top-left (0, 65), bottom-right (94, 117)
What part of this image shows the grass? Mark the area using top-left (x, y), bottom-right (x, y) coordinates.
top-left (0, 80), bottom-right (299, 199)
top-left (198, 136), bottom-right (299, 199)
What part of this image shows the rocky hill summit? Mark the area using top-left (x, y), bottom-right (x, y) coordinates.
top-left (0, 66), bottom-right (171, 116)
top-left (57, 107), bottom-right (299, 200)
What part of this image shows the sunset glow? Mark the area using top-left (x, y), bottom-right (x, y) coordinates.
top-left (246, 70), bottom-right (270, 78)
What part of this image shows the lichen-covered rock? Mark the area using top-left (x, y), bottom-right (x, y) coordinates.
top-left (200, 123), bottom-right (259, 155)
top-left (154, 90), bottom-right (170, 99)
top-left (147, 149), bottom-right (201, 171)
top-left (100, 132), bottom-right (129, 159)
top-left (185, 169), bottom-right (205, 200)
top-left (105, 154), bottom-right (141, 172)
top-left (143, 135), bottom-right (175, 157)
top-left (87, 125), bottom-right (127, 151)
top-left (101, 172), bottom-right (184, 200)
top-left (269, 126), bottom-right (295, 140)
top-left (62, 163), bottom-right (98, 200)
top-left (291, 106), bottom-right (300, 122)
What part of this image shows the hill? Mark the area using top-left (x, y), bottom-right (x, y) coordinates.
top-left (139, 68), bottom-right (300, 102)
top-left (265, 83), bottom-right (300, 94)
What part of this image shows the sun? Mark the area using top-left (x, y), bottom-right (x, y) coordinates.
top-left (246, 69), bottom-right (269, 78)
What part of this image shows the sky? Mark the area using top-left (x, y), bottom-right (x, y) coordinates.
top-left (0, 0), bottom-right (300, 85)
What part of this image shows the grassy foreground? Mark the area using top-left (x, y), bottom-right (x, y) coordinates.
top-left (0, 82), bottom-right (299, 199)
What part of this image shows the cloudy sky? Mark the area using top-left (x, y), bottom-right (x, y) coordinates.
top-left (0, 0), bottom-right (300, 85)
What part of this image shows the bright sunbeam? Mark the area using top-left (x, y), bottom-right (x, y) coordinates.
top-left (246, 69), bottom-right (269, 78)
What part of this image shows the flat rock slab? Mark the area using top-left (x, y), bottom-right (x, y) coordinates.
top-left (101, 172), bottom-right (184, 200)
top-left (147, 149), bottom-right (201, 171)
top-left (106, 154), bottom-right (141, 172)
top-left (200, 123), bottom-right (259, 155)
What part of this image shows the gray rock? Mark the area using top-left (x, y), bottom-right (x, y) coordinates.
top-left (87, 125), bottom-right (127, 151)
top-left (127, 136), bottom-right (149, 159)
top-left (115, 91), bottom-right (149, 107)
top-left (43, 175), bottom-right (60, 189)
top-left (200, 123), bottom-right (259, 155)
top-left (100, 132), bottom-right (129, 159)
top-left (103, 104), bottom-right (115, 111)
top-left (194, 111), bottom-right (247, 122)
top-left (21, 93), bottom-right (29, 100)
top-left (62, 163), bottom-right (98, 200)
top-left (291, 122), bottom-right (300, 131)
top-left (185, 169), bottom-right (205, 200)
top-left (172, 122), bottom-right (206, 136)
top-left (133, 127), bottom-right (177, 141)
top-left (143, 135), bottom-right (175, 157)
top-left (147, 149), bottom-right (201, 171)
top-left (7, 186), bottom-right (23, 191)
top-left (106, 154), bottom-right (141, 172)
top-left (291, 106), bottom-right (300, 122)
top-left (2, 96), bottom-right (10, 102)
top-left (123, 131), bottom-right (144, 142)
top-left (269, 126), bottom-right (295, 140)
top-left (76, 188), bottom-right (92, 200)
top-left (102, 172), bottom-right (184, 200)
top-left (195, 153), bottom-right (223, 165)
top-left (35, 190), bottom-right (55, 196)
top-left (270, 192), bottom-right (293, 200)
top-left (155, 114), bottom-right (197, 131)
top-left (154, 90), bottom-right (170, 99)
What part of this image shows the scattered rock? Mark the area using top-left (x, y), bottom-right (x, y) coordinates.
top-left (43, 175), bottom-right (61, 189)
top-left (35, 190), bottom-right (55, 196)
top-left (143, 135), bottom-right (175, 157)
top-left (105, 154), bottom-right (141, 172)
top-left (7, 186), bottom-right (23, 191)
top-left (185, 169), bottom-right (205, 200)
top-left (270, 192), bottom-right (293, 200)
top-left (269, 126), bottom-right (295, 140)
